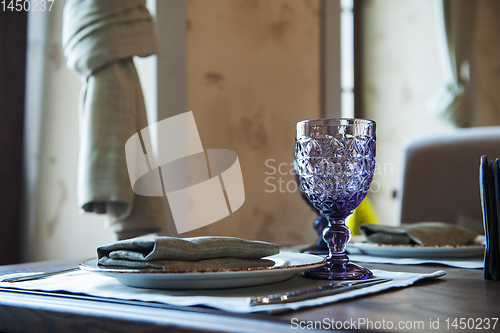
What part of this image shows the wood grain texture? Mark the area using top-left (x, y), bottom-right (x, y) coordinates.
top-left (1, 260), bottom-right (499, 333)
top-left (280, 263), bottom-right (500, 332)
top-left (0, 8), bottom-right (27, 265)
top-left (0, 260), bottom-right (297, 333)
top-left (0, 294), bottom-right (223, 333)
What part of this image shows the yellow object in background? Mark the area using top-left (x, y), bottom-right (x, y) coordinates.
top-left (346, 197), bottom-right (380, 235)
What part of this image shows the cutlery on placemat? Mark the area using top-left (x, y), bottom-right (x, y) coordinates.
top-left (250, 278), bottom-right (392, 306)
top-left (1, 268), bottom-right (80, 283)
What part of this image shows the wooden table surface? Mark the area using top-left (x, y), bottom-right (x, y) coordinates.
top-left (0, 259), bottom-right (499, 333)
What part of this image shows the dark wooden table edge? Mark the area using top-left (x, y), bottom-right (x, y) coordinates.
top-left (0, 257), bottom-right (361, 333)
top-left (2, 258), bottom-right (495, 333)
top-left (0, 287), bottom-right (321, 333)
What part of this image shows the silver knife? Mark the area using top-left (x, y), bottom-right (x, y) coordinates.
top-left (1, 268), bottom-right (80, 283)
top-left (250, 278), bottom-right (392, 306)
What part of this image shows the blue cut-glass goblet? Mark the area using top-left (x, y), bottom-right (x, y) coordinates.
top-left (295, 118), bottom-right (376, 280)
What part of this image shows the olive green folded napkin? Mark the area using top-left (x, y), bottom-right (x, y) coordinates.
top-left (359, 222), bottom-right (478, 246)
top-left (97, 236), bottom-right (280, 270)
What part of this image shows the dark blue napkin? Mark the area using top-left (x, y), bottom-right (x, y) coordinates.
top-left (479, 156), bottom-right (500, 280)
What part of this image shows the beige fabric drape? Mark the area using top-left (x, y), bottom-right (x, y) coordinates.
top-left (62, 0), bottom-right (166, 239)
top-left (429, 0), bottom-right (478, 127)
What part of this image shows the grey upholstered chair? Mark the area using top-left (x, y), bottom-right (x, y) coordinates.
top-left (399, 126), bottom-right (500, 234)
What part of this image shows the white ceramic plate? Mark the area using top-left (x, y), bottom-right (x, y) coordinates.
top-left (79, 252), bottom-right (324, 290)
top-left (347, 236), bottom-right (485, 259)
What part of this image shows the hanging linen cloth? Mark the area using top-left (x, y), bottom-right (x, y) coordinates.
top-left (428, 0), bottom-right (478, 127)
top-left (62, 0), bottom-right (166, 239)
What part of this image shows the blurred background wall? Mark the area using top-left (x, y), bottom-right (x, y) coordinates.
top-left (360, 0), bottom-right (455, 227)
top-left (184, 0), bottom-right (320, 243)
top-left (21, 0), bottom-right (321, 262)
top-left (15, 0), bottom-right (500, 262)
top-left (361, 0), bottom-right (500, 228)
top-left (21, 1), bottom-right (115, 262)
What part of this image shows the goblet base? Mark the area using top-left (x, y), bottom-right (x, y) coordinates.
top-left (303, 262), bottom-right (373, 280)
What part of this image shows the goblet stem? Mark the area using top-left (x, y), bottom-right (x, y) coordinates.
top-left (303, 217), bottom-right (373, 280)
top-left (323, 218), bottom-right (350, 265)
